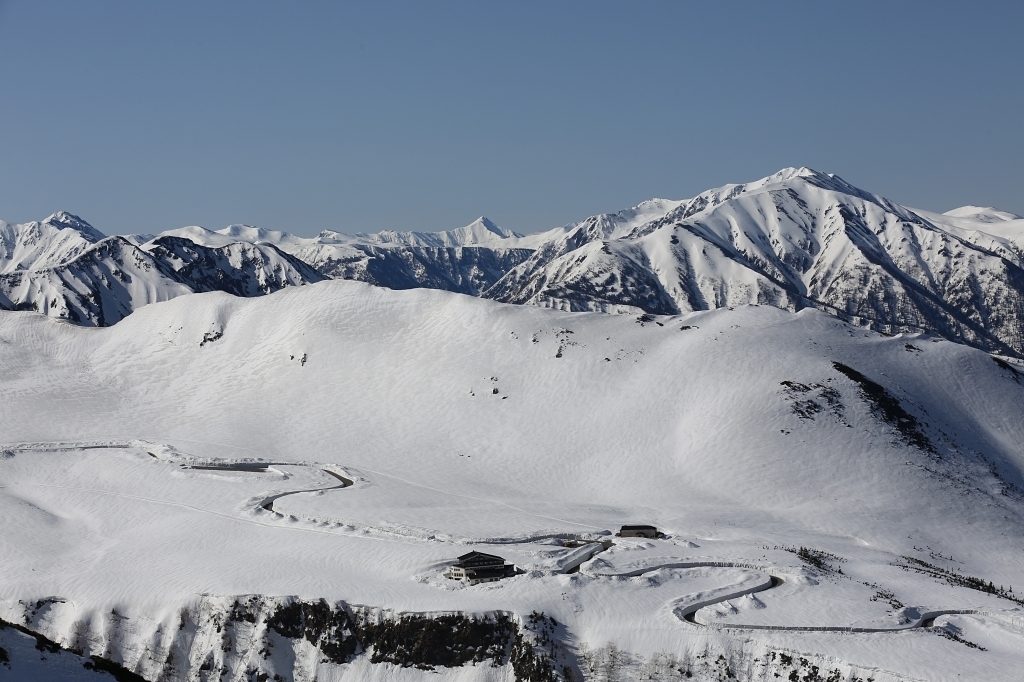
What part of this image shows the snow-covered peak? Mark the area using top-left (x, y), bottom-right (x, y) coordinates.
top-left (313, 216), bottom-right (525, 249)
top-left (151, 225), bottom-right (316, 249)
top-left (41, 211), bottom-right (106, 241)
top-left (943, 205), bottom-right (1023, 223)
top-left (156, 225), bottom-right (236, 248)
top-left (607, 198), bottom-right (687, 236)
top-left (448, 216), bottom-right (522, 244)
top-left (0, 212), bottom-right (107, 274)
top-left (733, 166), bottom-right (827, 189)
top-left (552, 198), bottom-right (686, 245)
top-left (914, 206), bottom-right (1024, 254)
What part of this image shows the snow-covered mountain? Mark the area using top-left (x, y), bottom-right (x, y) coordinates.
top-left (3, 170), bottom-right (1023, 358)
top-left (0, 214), bottom-right (324, 326)
top-left (2, 281), bottom-right (1024, 681)
top-left (942, 205), bottom-right (1023, 224)
top-left (158, 216), bottom-right (544, 250)
top-left (482, 169), bottom-right (1024, 358)
top-left (0, 211), bottom-right (105, 273)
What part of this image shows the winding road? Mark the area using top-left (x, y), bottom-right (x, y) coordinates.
top-left (6, 440), bottom-right (1024, 638)
top-left (584, 558), bottom-right (1024, 634)
top-left (256, 467), bottom-right (354, 512)
top-left (2, 439), bottom-right (358, 528)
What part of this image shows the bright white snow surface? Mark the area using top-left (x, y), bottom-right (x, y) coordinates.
top-left (2, 280), bottom-right (1024, 680)
top-left (916, 206), bottom-right (1024, 253)
top-left (158, 216), bottom-right (553, 251)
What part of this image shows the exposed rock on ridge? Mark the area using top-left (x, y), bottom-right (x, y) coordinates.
top-left (2, 170), bottom-right (1022, 357)
top-left (480, 169), bottom-right (1024, 357)
top-left (0, 232), bottom-right (323, 327)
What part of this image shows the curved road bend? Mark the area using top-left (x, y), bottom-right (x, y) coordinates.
top-left (257, 468), bottom-right (354, 512)
top-left (588, 560), bottom-right (1021, 634)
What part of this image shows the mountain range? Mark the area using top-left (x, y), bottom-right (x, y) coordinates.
top-left (3, 168), bottom-right (1023, 357)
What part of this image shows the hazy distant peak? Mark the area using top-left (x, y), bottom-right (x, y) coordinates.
top-left (217, 224), bottom-right (315, 247)
top-left (943, 205), bottom-right (1022, 223)
top-left (323, 217), bottom-right (524, 248)
top-left (448, 216), bottom-right (523, 242)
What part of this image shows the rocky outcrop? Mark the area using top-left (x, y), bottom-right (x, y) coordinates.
top-left (1, 597), bottom-right (912, 682)
top-left (2, 596), bottom-right (571, 682)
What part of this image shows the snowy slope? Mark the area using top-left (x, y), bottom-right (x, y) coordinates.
top-left (1, 282), bottom-right (1023, 680)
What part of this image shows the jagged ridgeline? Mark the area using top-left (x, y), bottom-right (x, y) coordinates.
top-left (2, 168), bottom-right (1023, 356)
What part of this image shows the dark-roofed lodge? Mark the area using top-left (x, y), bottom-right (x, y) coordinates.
top-left (447, 551), bottom-right (515, 585)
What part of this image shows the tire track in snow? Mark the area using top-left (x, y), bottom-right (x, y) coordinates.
top-left (257, 468), bottom-right (353, 512)
top-left (0, 442), bottom-right (386, 544)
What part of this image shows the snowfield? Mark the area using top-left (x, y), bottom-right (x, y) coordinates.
top-left (1, 279), bottom-right (1024, 680)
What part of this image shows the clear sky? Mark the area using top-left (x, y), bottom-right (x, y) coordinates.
top-left (1, 1), bottom-right (1021, 236)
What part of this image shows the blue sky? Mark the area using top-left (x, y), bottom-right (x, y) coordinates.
top-left (0, 1), bottom-right (1021, 236)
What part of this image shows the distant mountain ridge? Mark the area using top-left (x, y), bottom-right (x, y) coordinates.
top-left (3, 169), bottom-right (1023, 356)
top-left (0, 213), bottom-right (323, 326)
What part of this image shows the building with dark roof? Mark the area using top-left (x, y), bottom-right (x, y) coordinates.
top-left (618, 524), bottom-right (660, 538)
top-left (447, 551), bottom-right (515, 585)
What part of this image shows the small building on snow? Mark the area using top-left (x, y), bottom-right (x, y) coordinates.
top-left (447, 551), bottom-right (515, 585)
top-left (618, 524), bottom-right (660, 538)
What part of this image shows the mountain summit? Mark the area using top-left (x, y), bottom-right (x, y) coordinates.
top-left (480, 168), bottom-right (1024, 357)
